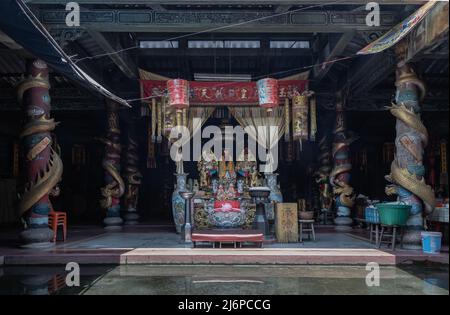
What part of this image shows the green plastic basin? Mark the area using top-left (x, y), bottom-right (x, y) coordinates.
top-left (375, 203), bottom-right (411, 226)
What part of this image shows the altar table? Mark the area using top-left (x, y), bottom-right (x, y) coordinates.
top-left (191, 229), bottom-right (264, 248)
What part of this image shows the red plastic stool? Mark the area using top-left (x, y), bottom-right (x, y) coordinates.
top-left (48, 210), bottom-right (67, 242)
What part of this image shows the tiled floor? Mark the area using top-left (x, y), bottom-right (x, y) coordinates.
top-left (0, 224), bottom-right (448, 266)
top-left (61, 231), bottom-right (375, 249)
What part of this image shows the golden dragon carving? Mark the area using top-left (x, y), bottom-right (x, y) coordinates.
top-left (330, 139), bottom-right (358, 209)
top-left (330, 175), bottom-right (355, 208)
top-left (17, 73), bottom-right (50, 103)
top-left (123, 135), bottom-right (142, 213)
top-left (17, 71), bottom-right (63, 217)
top-left (20, 116), bottom-right (59, 138)
top-left (124, 137), bottom-right (142, 186)
top-left (100, 159), bottom-right (125, 209)
top-left (18, 147), bottom-right (63, 217)
top-left (314, 136), bottom-right (333, 209)
top-left (386, 64), bottom-right (435, 215)
top-left (99, 102), bottom-right (125, 210)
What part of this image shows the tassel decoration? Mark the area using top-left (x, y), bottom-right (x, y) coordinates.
top-left (284, 98), bottom-right (290, 142)
top-left (151, 98), bottom-right (157, 143)
top-left (157, 100), bottom-right (162, 143)
top-left (310, 96), bottom-right (317, 142)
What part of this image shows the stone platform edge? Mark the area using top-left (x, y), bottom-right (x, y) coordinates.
top-left (1, 248), bottom-right (448, 266)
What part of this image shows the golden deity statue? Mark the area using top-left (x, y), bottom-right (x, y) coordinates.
top-left (218, 150), bottom-right (236, 180)
top-left (219, 158), bottom-right (227, 179)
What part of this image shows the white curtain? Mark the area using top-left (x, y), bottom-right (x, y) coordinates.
top-left (171, 106), bottom-right (215, 173)
top-left (228, 106), bottom-right (286, 149)
top-left (228, 107), bottom-right (287, 173)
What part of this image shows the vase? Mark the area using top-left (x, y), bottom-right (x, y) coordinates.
top-left (212, 178), bottom-right (218, 194)
top-left (172, 173), bottom-right (188, 233)
top-left (265, 173), bottom-right (283, 205)
top-left (237, 179), bottom-right (244, 194)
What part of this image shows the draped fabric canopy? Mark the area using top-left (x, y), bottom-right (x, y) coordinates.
top-left (170, 106), bottom-right (215, 173)
top-left (137, 69), bottom-right (305, 172)
top-left (228, 106), bottom-right (287, 173)
top-left (228, 107), bottom-right (286, 149)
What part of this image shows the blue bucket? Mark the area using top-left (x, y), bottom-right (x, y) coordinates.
top-left (364, 207), bottom-right (380, 224)
top-left (421, 232), bottom-right (442, 254)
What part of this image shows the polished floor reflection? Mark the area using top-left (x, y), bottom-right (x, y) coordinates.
top-left (0, 264), bottom-right (448, 295)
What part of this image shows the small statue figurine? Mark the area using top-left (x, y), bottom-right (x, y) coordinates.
top-left (212, 178), bottom-right (219, 194)
top-left (216, 184), bottom-right (226, 201)
top-left (198, 160), bottom-right (209, 189)
top-left (219, 158), bottom-right (227, 179)
top-left (193, 179), bottom-right (199, 193)
top-left (227, 160), bottom-right (236, 180)
top-left (227, 183), bottom-right (237, 199)
top-left (250, 165), bottom-right (260, 187)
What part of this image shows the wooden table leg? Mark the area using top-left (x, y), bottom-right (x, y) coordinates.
top-left (400, 226), bottom-right (404, 249)
top-left (299, 223), bottom-right (303, 242)
top-left (378, 226), bottom-right (384, 248)
top-left (375, 224), bottom-right (379, 245)
top-left (392, 227), bottom-right (397, 251)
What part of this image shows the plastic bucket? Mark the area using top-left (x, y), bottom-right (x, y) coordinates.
top-left (365, 207), bottom-right (380, 224)
top-left (375, 203), bottom-right (410, 226)
top-left (421, 231), bottom-right (442, 254)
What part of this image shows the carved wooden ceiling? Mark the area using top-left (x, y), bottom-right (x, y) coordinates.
top-left (0, 1), bottom-right (448, 111)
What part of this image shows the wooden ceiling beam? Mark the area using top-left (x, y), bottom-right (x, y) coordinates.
top-left (86, 30), bottom-right (137, 79)
top-left (312, 31), bottom-right (355, 81)
top-left (39, 9), bottom-right (397, 33)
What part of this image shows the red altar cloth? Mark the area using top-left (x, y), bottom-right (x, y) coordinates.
top-left (213, 200), bottom-right (241, 212)
top-left (140, 80), bottom-right (308, 106)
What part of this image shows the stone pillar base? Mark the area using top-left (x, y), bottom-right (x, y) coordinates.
top-left (103, 216), bottom-right (123, 231)
top-left (124, 212), bottom-right (140, 225)
top-left (402, 228), bottom-right (423, 250)
top-left (20, 227), bottom-right (54, 249)
top-left (334, 225), bottom-right (352, 232)
top-left (334, 217), bottom-right (352, 232)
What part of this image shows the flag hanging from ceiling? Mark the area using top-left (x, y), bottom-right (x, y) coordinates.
top-left (357, 1), bottom-right (438, 55)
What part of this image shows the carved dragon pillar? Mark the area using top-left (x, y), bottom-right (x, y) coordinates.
top-left (315, 136), bottom-right (333, 213)
top-left (123, 122), bottom-right (142, 225)
top-left (100, 100), bottom-right (125, 231)
top-left (18, 59), bottom-right (63, 248)
top-left (330, 97), bottom-right (356, 231)
top-left (385, 41), bottom-right (435, 249)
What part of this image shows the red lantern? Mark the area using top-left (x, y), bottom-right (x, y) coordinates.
top-left (257, 78), bottom-right (279, 111)
top-left (167, 79), bottom-right (189, 111)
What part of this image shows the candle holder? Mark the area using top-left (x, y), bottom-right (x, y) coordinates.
top-left (179, 190), bottom-right (195, 245)
top-left (249, 187), bottom-right (271, 236)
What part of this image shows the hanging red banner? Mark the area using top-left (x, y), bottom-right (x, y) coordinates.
top-left (140, 80), bottom-right (308, 106)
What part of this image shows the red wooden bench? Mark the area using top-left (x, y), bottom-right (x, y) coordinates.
top-left (192, 229), bottom-right (264, 248)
